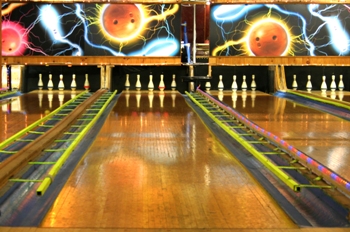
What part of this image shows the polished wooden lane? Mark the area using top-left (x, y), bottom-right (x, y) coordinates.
top-left (41, 91), bottom-right (296, 229)
top-left (216, 91), bottom-right (350, 182)
top-left (0, 90), bottom-right (80, 141)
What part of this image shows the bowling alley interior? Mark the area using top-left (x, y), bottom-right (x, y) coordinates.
top-left (2, 1), bottom-right (350, 232)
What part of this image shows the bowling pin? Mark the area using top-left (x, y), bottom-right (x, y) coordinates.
top-left (232, 91), bottom-right (237, 108)
top-left (292, 75), bottom-right (298, 90)
top-left (330, 75), bottom-right (336, 92)
top-left (241, 75), bottom-right (247, 92)
top-left (171, 74), bottom-right (176, 91)
top-left (242, 91), bottom-right (247, 108)
top-left (251, 74), bottom-right (256, 91)
top-left (84, 74), bottom-right (90, 90)
top-left (159, 92), bottom-right (164, 108)
top-left (205, 81), bottom-right (211, 92)
top-left (47, 74), bottom-right (54, 90)
top-left (148, 92), bottom-right (154, 108)
top-left (58, 74), bottom-right (64, 91)
top-left (159, 74), bottom-right (165, 91)
top-left (148, 73), bottom-right (154, 91)
top-left (218, 91), bottom-right (223, 101)
top-left (231, 75), bottom-right (238, 92)
top-left (71, 74), bottom-right (77, 91)
top-left (136, 74), bottom-right (141, 91)
top-left (338, 74), bottom-right (344, 91)
top-left (125, 74), bottom-right (130, 91)
top-left (320, 75), bottom-right (327, 92)
top-left (38, 73), bottom-right (43, 90)
top-left (306, 75), bottom-right (312, 92)
top-left (171, 92), bottom-right (176, 107)
top-left (218, 75), bottom-right (224, 92)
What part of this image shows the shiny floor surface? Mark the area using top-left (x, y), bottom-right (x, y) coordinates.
top-left (216, 90), bottom-right (350, 181)
top-left (0, 90), bottom-right (81, 141)
top-left (41, 91), bottom-right (296, 229)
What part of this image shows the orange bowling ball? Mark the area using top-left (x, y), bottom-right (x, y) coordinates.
top-left (248, 20), bottom-right (289, 56)
top-left (2, 27), bottom-right (21, 54)
top-left (102, 4), bottom-right (142, 41)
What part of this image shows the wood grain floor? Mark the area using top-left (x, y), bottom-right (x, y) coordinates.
top-left (38, 91), bottom-right (296, 229)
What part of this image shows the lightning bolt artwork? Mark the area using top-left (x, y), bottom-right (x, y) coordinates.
top-left (210, 4), bottom-right (350, 56)
top-left (1, 3), bottom-right (181, 57)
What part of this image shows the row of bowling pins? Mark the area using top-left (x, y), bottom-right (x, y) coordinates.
top-left (125, 92), bottom-right (177, 108)
top-left (208, 75), bottom-right (257, 92)
top-left (38, 73), bottom-right (90, 91)
top-left (125, 74), bottom-right (177, 91)
top-left (293, 74), bottom-right (345, 92)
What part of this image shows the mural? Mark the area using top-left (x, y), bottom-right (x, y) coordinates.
top-left (1, 3), bottom-right (181, 57)
top-left (210, 4), bottom-right (350, 56)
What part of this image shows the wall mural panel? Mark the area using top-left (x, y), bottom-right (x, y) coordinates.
top-left (1, 3), bottom-right (181, 57)
top-left (210, 4), bottom-right (350, 56)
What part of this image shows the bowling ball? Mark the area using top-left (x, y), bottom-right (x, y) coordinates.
top-left (2, 27), bottom-right (23, 55)
top-left (248, 20), bottom-right (289, 56)
top-left (102, 4), bottom-right (143, 41)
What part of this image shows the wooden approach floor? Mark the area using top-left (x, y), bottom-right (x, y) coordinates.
top-left (1, 91), bottom-right (350, 232)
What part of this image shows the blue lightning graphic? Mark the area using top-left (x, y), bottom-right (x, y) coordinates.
top-left (39, 4), bottom-right (83, 56)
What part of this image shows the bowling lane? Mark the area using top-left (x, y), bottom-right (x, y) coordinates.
top-left (295, 90), bottom-right (350, 102)
top-left (41, 91), bottom-right (297, 229)
top-left (0, 90), bottom-right (80, 142)
top-left (217, 90), bottom-right (350, 182)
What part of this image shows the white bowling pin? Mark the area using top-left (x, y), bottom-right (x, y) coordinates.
top-left (125, 74), bottom-right (130, 91)
top-left (330, 75), bottom-right (336, 92)
top-left (159, 74), bottom-right (165, 91)
top-left (205, 81), bottom-right (211, 92)
top-left (171, 74), bottom-right (176, 91)
top-left (218, 75), bottom-right (224, 91)
top-left (71, 74), bottom-right (77, 91)
top-left (320, 75), bottom-right (327, 92)
top-left (58, 74), bottom-right (64, 91)
top-left (148, 73), bottom-right (154, 91)
top-left (38, 73), bottom-right (43, 90)
top-left (231, 75), bottom-right (238, 92)
top-left (136, 74), bottom-right (141, 91)
top-left (84, 74), bottom-right (90, 90)
top-left (306, 75), bottom-right (312, 92)
top-left (251, 74), bottom-right (256, 91)
top-left (338, 75), bottom-right (344, 91)
top-left (241, 75), bottom-right (247, 92)
top-left (292, 75), bottom-right (298, 90)
top-left (47, 74), bottom-right (54, 90)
